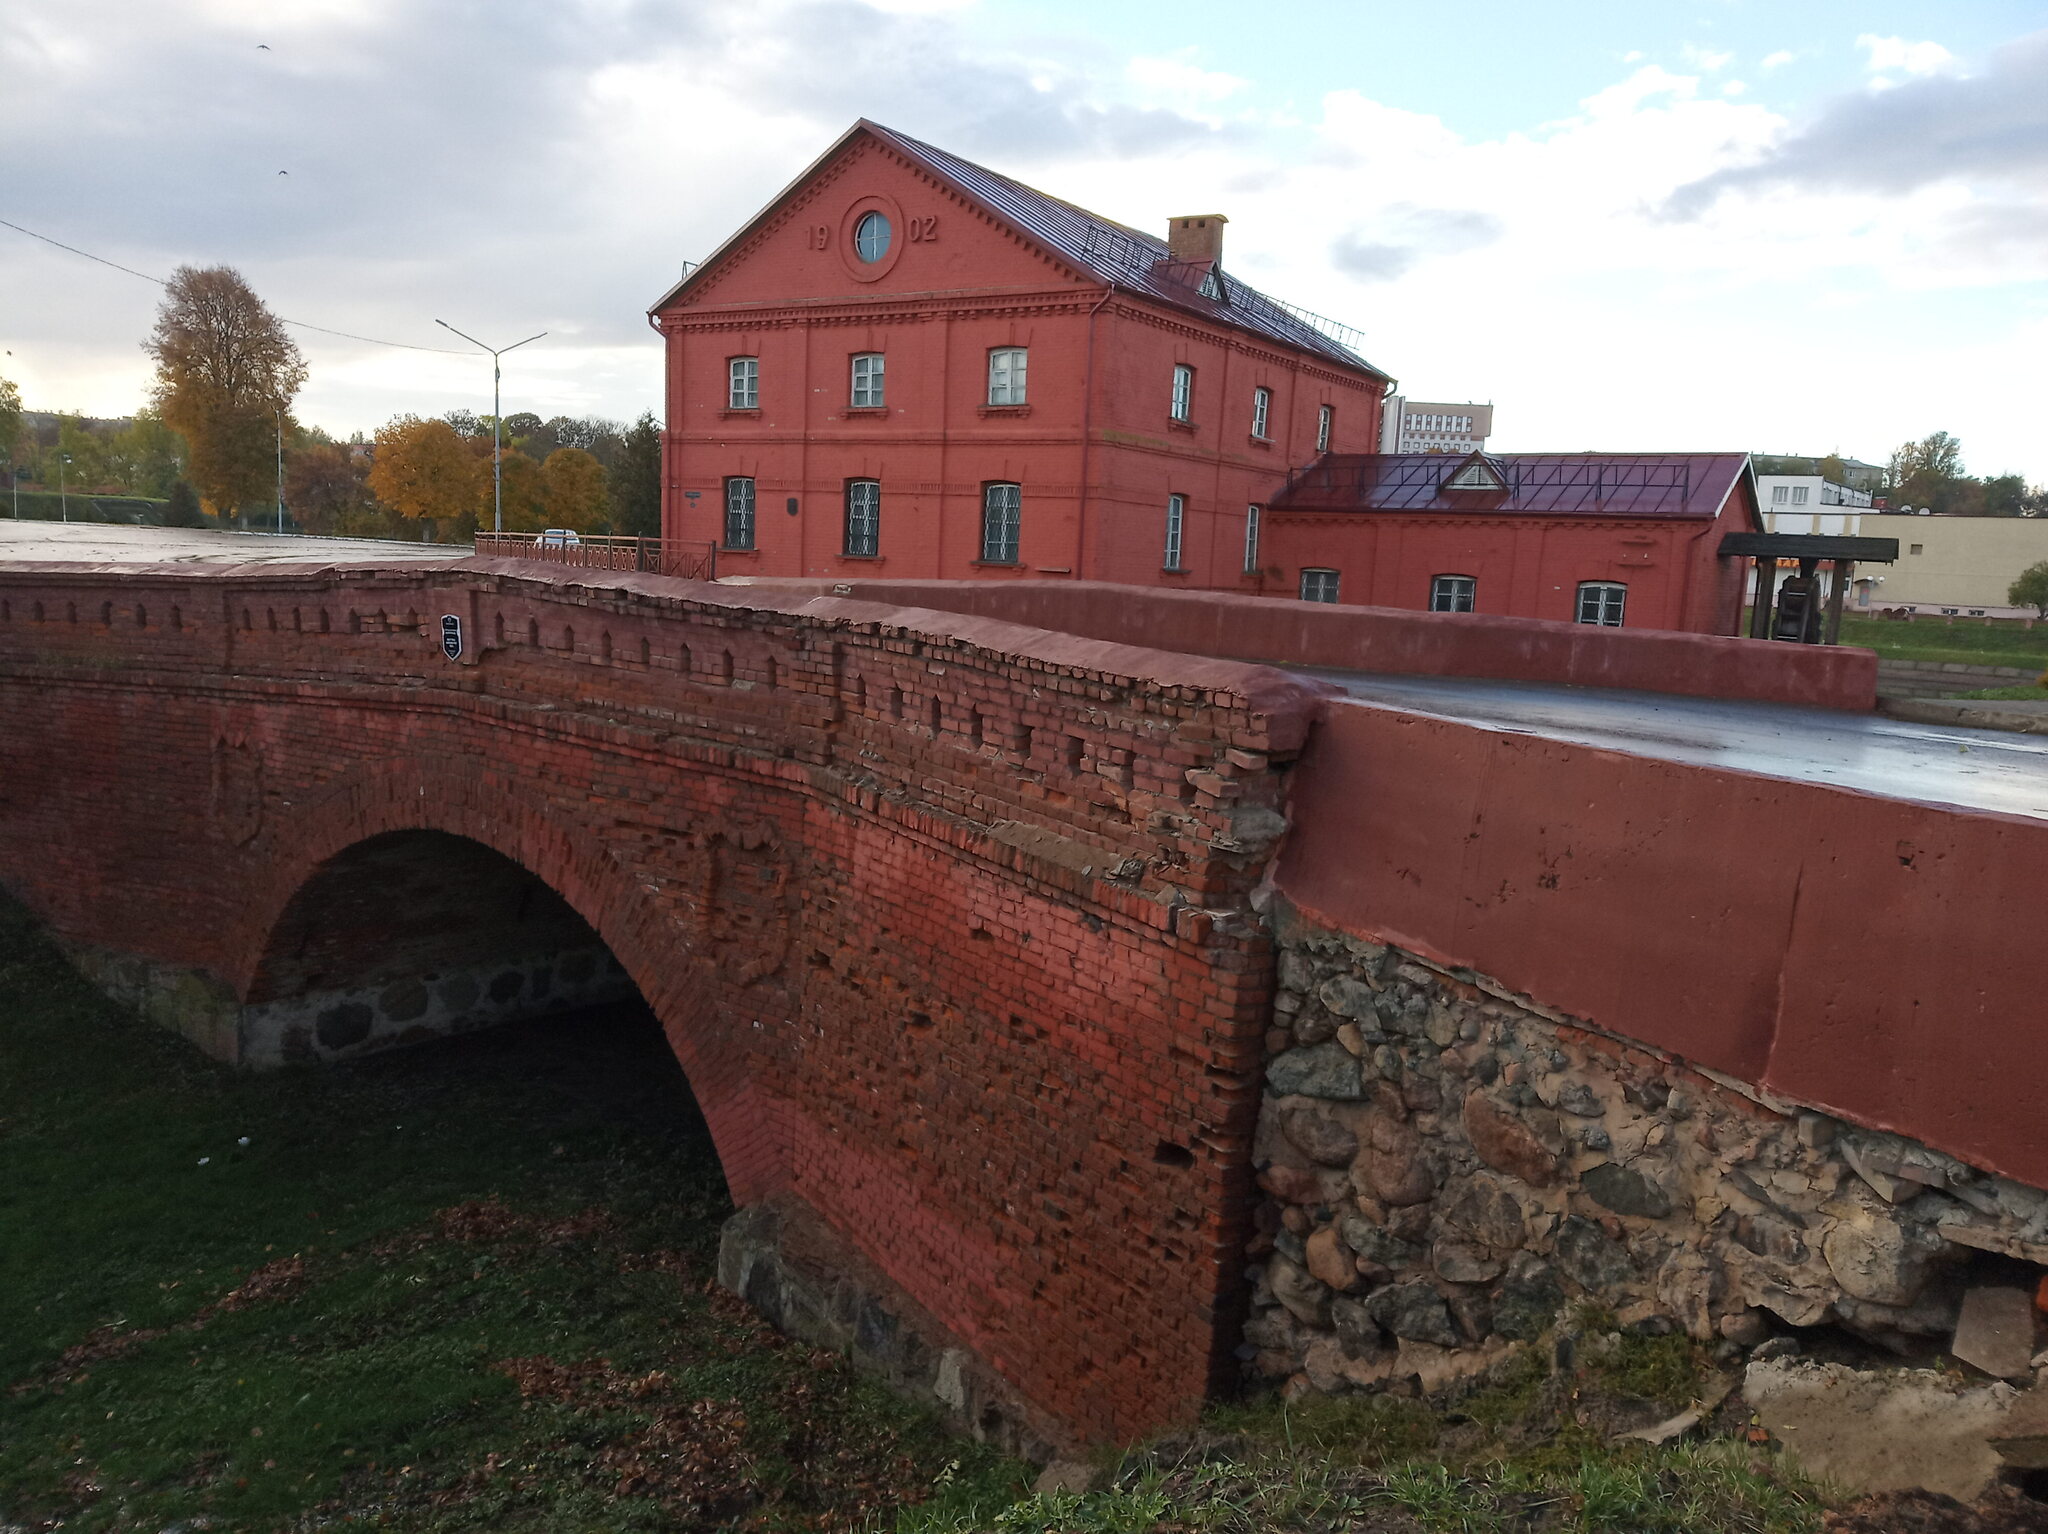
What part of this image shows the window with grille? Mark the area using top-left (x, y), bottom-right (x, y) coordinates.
top-left (1300, 568), bottom-right (1340, 603)
top-left (728, 356), bottom-right (758, 409)
top-left (1244, 505), bottom-right (1261, 573)
top-left (850, 352), bottom-right (885, 408)
top-left (1171, 364), bottom-right (1193, 422)
top-left (1252, 387), bottom-right (1271, 439)
top-left (723, 477), bottom-right (756, 550)
top-left (844, 480), bottom-right (880, 557)
top-left (1429, 574), bottom-right (1476, 612)
top-left (1316, 405), bottom-right (1333, 453)
top-left (988, 347), bottom-right (1027, 405)
top-left (1576, 581), bottom-right (1626, 626)
top-left (1164, 495), bottom-right (1185, 570)
top-left (981, 483), bottom-right (1020, 564)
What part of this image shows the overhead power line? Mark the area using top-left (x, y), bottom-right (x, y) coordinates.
top-left (0, 215), bottom-right (473, 356)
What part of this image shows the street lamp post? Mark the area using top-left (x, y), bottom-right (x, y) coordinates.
top-left (434, 320), bottom-right (546, 534)
top-left (59, 453), bottom-right (70, 524)
top-left (275, 407), bottom-right (286, 534)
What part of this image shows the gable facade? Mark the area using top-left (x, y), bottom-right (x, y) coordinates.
top-left (651, 123), bottom-right (1390, 588)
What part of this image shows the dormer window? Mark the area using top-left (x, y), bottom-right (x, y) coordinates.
top-left (1198, 269), bottom-right (1222, 300)
top-left (1445, 455), bottom-right (1505, 491)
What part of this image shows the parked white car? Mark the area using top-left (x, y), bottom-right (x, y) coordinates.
top-left (538, 529), bottom-right (582, 549)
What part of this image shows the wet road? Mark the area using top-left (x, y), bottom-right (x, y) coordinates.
top-left (0, 522), bottom-right (460, 566)
top-left (1302, 670), bottom-right (2048, 823)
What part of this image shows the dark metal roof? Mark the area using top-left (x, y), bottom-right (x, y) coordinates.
top-left (1271, 453), bottom-right (1756, 520)
top-left (860, 123), bottom-right (1389, 378)
top-left (1721, 532), bottom-right (1900, 562)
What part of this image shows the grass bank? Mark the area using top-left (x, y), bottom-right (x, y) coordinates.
top-left (0, 896), bottom-right (1022, 1530)
top-left (1838, 615), bottom-right (2048, 672)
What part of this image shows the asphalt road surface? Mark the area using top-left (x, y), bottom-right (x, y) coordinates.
top-left (0, 522), bottom-right (459, 566)
top-left (1303, 670), bottom-right (2048, 823)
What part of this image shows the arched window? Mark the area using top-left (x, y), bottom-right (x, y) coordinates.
top-left (1429, 574), bottom-right (1476, 612)
top-left (844, 479), bottom-right (880, 557)
top-left (850, 352), bottom-right (885, 408)
top-left (1576, 581), bottom-right (1627, 627)
top-left (981, 483), bottom-right (1021, 564)
top-left (987, 347), bottom-right (1027, 405)
top-left (1243, 505), bottom-right (1261, 573)
top-left (727, 356), bottom-right (758, 409)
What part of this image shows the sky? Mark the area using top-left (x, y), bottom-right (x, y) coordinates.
top-left (3, 0), bottom-right (2045, 480)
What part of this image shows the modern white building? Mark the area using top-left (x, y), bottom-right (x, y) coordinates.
top-left (1756, 474), bottom-right (1872, 537)
top-left (1378, 397), bottom-right (1493, 454)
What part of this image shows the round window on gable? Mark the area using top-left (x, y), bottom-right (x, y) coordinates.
top-left (854, 211), bottom-right (892, 264)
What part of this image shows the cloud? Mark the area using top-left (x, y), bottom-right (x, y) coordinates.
top-left (1126, 50), bottom-right (1247, 106)
top-left (1331, 206), bottom-right (1503, 281)
top-left (1667, 29), bottom-right (2048, 213)
top-left (1760, 50), bottom-right (1794, 70)
top-left (1680, 45), bottom-right (1734, 73)
top-left (1857, 34), bottom-right (1958, 77)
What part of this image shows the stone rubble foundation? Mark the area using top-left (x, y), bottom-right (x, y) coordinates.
top-left (1244, 899), bottom-right (2048, 1399)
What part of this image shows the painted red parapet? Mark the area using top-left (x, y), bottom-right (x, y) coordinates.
top-left (723, 576), bottom-right (1878, 711)
top-left (1276, 699), bottom-right (2048, 1189)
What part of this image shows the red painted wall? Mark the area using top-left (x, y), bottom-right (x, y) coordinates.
top-left (732, 577), bottom-right (1879, 711)
top-left (655, 131), bottom-right (1384, 592)
top-left (0, 558), bottom-right (1326, 1447)
top-left (1258, 493), bottom-right (1751, 635)
top-left (1278, 701), bottom-right (2048, 1189)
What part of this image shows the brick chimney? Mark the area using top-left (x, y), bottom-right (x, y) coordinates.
top-left (1167, 214), bottom-right (1228, 266)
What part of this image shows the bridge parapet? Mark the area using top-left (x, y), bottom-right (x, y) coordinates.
top-left (0, 556), bottom-right (1328, 1450)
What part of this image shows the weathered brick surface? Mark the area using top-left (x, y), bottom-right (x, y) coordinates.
top-left (0, 556), bottom-right (1325, 1446)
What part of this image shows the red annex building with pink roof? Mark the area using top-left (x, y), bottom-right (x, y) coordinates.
top-left (652, 122), bottom-right (1763, 635)
top-left (1264, 451), bottom-right (1761, 633)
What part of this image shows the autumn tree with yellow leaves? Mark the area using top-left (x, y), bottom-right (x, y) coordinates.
top-left (366, 416), bottom-right (480, 539)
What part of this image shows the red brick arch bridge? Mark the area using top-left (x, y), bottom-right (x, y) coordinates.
top-left (4, 556), bottom-right (2045, 1454)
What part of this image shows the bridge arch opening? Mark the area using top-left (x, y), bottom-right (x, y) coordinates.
top-left (244, 829), bottom-right (649, 1069)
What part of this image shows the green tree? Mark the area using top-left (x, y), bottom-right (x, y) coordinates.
top-left (163, 480), bottom-right (205, 527)
top-left (540, 447), bottom-right (608, 532)
top-left (611, 412), bottom-right (661, 537)
top-left (1818, 452), bottom-right (1850, 486)
top-left (0, 376), bottom-right (21, 480)
top-left (1886, 431), bottom-right (1966, 512)
top-left (1981, 474), bottom-right (2028, 517)
top-left (2012, 562), bottom-right (2048, 620)
top-left (56, 415), bottom-right (111, 491)
top-left (491, 450), bottom-right (548, 533)
top-left (145, 265), bottom-right (306, 522)
top-left (366, 415), bottom-right (480, 539)
top-left (109, 409), bottom-right (187, 498)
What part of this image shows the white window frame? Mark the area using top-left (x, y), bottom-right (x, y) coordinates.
top-left (1316, 404), bottom-right (1333, 454)
top-left (1300, 568), bottom-right (1340, 604)
top-left (1429, 574), bottom-right (1476, 613)
top-left (850, 352), bottom-right (885, 409)
top-left (723, 476), bottom-right (756, 550)
top-left (981, 482), bottom-right (1021, 564)
top-left (1576, 581), bottom-right (1627, 627)
top-left (1164, 494), bottom-right (1185, 570)
top-left (728, 356), bottom-right (758, 410)
top-left (1791, 485), bottom-right (1809, 505)
top-left (844, 479), bottom-right (880, 558)
top-left (987, 347), bottom-right (1027, 406)
top-left (1251, 387), bottom-right (1272, 439)
top-left (854, 211), bottom-right (891, 263)
top-left (1243, 505), bottom-right (1261, 573)
top-left (1170, 364), bottom-right (1193, 422)
top-left (1771, 484), bottom-right (1789, 504)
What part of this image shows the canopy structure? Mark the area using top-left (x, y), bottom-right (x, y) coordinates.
top-left (1719, 532), bottom-right (1901, 646)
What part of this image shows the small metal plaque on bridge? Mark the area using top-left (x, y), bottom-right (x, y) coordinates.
top-left (440, 614), bottom-right (463, 661)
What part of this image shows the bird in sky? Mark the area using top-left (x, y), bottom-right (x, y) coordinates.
top-left (278, 170), bottom-right (289, 176)
top-left (257, 43), bottom-right (271, 50)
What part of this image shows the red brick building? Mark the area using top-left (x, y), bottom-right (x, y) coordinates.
top-left (650, 121), bottom-right (1392, 588)
top-left (1262, 451), bottom-right (1761, 633)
